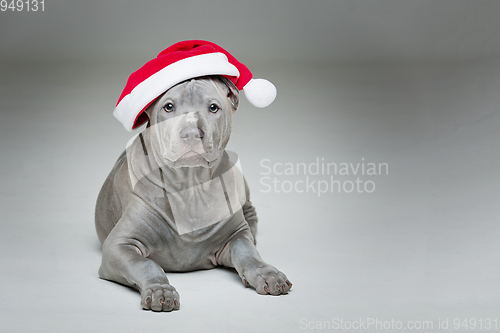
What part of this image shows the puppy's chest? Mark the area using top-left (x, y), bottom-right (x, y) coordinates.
top-left (135, 164), bottom-right (248, 271)
top-left (149, 212), bottom-right (247, 271)
top-left (164, 170), bottom-right (245, 236)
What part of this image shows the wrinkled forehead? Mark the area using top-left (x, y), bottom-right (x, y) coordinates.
top-left (162, 77), bottom-right (228, 103)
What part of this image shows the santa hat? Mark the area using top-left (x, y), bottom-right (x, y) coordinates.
top-left (113, 40), bottom-right (277, 131)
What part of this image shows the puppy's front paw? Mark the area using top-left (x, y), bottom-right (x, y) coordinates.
top-left (141, 283), bottom-right (180, 312)
top-left (242, 264), bottom-right (292, 295)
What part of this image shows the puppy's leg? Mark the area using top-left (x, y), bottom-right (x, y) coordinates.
top-left (98, 216), bottom-right (180, 312)
top-left (242, 179), bottom-right (258, 242)
top-left (242, 200), bottom-right (258, 242)
top-left (224, 234), bottom-right (292, 295)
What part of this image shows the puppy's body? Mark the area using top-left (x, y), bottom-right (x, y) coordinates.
top-left (96, 145), bottom-right (255, 272)
top-left (96, 76), bottom-right (290, 311)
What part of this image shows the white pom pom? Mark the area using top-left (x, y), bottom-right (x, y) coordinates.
top-left (243, 78), bottom-right (277, 108)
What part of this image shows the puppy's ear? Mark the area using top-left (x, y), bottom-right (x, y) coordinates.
top-left (143, 90), bottom-right (168, 127)
top-left (142, 99), bottom-right (157, 128)
top-left (219, 76), bottom-right (239, 111)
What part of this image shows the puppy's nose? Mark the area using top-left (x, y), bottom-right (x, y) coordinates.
top-left (180, 126), bottom-right (204, 146)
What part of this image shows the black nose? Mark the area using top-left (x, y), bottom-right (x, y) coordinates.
top-left (180, 126), bottom-right (204, 146)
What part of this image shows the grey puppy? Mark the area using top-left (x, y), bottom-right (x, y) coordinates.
top-left (95, 75), bottom-right (292, 312)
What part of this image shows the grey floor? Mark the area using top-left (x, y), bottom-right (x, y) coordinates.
top-left (1, 58), bottom-right (499, 332)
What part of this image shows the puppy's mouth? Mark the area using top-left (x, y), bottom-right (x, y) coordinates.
top-left (164, 150), bottom-right (214, 168)
top-left (180, 151), bottom-right (201, 159)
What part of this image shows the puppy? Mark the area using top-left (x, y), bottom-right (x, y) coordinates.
top-left (95, 75), bottom-right (291, 311)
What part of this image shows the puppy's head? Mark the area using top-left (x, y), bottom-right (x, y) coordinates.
top-left (144, 75), bottom-right (239, 168)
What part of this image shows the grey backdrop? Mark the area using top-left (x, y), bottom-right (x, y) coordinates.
top-left (1, 1), bottom-right (499, 332)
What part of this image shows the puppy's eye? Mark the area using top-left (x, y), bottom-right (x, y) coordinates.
top-left (209, 104), bottom-right (219, 113)
top-left (163, 103), bottom-right (174, 112)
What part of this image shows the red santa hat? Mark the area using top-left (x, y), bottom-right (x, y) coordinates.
top-left (113, 40), bottom-right (277, 131)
